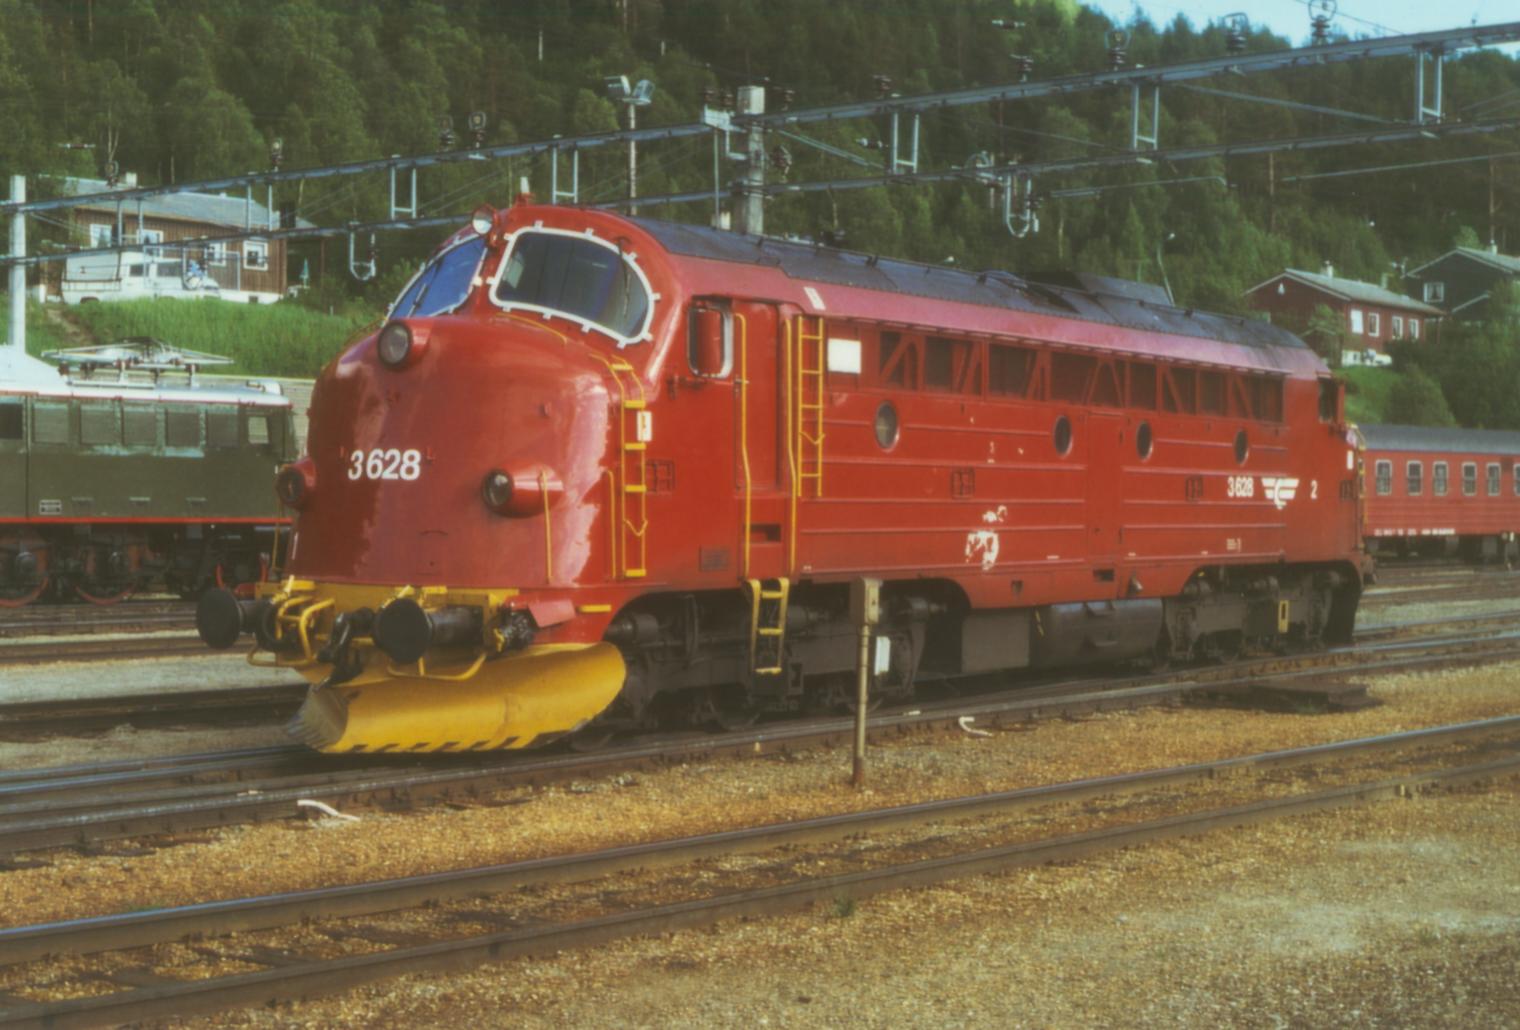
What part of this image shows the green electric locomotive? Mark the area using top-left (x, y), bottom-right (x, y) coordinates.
top-left (0, 338), bottom-right (297, 605)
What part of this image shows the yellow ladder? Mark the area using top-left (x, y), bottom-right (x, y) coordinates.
top-left (605, 358), bottom-right (649, 579)
top-left (795, 315), bottom-right (826, 498)
top-left (746, 577), bottom-right (790, 675)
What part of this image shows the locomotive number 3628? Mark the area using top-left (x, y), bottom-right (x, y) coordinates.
top-left (348, 448), bottom-right (423, 481)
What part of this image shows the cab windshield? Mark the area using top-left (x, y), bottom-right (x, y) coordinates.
top-left (390, 236), bottom-right (486, 319)
top-left (491, 230), bottom-right (651, 344)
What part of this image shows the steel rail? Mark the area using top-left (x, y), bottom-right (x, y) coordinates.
top-left (0, 684), bottom-right (304, 739)
top-left (2, 713), bottom-right (1515, 965)
top-left (0, 635), bottom-right (212, 666)
top-left (3, 747), bottom-right (1515, 1028)
top-left (4, 626), bottom-right (1520, 855)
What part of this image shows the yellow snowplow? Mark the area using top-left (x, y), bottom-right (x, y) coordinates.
top-left (196, 580), bottom-right (625, 753)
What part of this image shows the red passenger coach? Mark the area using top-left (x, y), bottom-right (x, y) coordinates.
top-left (1360, 423), bottom-right (1520, 562)
top-left (198, 200), bottom-right (1368, 753)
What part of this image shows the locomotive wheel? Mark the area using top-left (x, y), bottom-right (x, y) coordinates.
top-left (73, 579), bottom-right (139, 606)
top-left (709, 688), bottom-right (761, 732)
top-left (0, 575), bottom-right (50, 608)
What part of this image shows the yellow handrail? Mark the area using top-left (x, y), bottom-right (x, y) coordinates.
top-left (736, 311), bottom-right (752, 579)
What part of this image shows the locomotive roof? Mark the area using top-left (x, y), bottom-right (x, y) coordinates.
top-left (0, 351), bottom-right (289, 407)
top-left (1359, 423), bottom-right (1520, 455)
top-left (633, 218), bottom-right (1309, 357)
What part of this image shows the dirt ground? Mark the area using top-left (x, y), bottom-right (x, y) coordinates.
top-left (1, 658), bottom-right (1510, 1027)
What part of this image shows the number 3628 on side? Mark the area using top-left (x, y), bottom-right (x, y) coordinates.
top-left (348, 448), bottom-right (422, 481)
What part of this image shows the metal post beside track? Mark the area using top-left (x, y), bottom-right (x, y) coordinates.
top-left (8, 176), bottom-right (23, 355)
top-left (850, 578), bottom-right (882, 788)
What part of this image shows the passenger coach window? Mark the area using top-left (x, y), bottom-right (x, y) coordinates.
top-left (1374, 461), bottom-right (1392, 496)
top-left (1488, 462), bottom-right (1500, 496)
top-left (1434, 462), bottom-right (1449, 496)
top-left (1406, 461), bottom-right (1422, 496)
top-left (1462, 462), bottom-right (1477, 497)
top-left (493, 230), bottom-right (651, 343)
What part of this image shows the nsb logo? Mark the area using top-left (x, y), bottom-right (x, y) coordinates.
top-left (1260, 476), bottom-right (1300, 510)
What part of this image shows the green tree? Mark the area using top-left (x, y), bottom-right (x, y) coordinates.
top-left (1387, 367), bottom-right (1456, 427)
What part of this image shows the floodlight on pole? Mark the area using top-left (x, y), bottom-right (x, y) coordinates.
top-left (606, 75), bottom-right (655, 208)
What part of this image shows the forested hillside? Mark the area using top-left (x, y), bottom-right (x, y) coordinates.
top-left (1, 0), bottom-right (1517, 334)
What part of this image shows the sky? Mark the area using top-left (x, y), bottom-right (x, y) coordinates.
top-left (1080, 0), bottom-right (1520, 48)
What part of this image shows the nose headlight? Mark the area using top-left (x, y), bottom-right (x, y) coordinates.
top-left (377, 321), bottom-right (427, 369)
top-left (275, 459), bottom-right (316, 509)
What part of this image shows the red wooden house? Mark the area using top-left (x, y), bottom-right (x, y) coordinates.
top-left (1244, 267), bottom-right (1443, 362)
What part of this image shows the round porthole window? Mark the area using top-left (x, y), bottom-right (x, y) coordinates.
top-left (1053, 415), bottom-right (1073, 456)
top-left (1136, 421), bottom-right (1153, 460)
top-left (874, 401), bottom-right (900, 450)
top-left (1234, 429), bottom-right (1250, 465)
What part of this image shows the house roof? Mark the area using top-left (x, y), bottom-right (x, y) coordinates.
top-left (1406, 246), bottom-right (1520, 278)
top-left (64, 177), bottom-right (315, 231)
top-left (1245, 269), bottom-right (1444, 315)
top-left (1359, 423), bottom-right (1520, 456)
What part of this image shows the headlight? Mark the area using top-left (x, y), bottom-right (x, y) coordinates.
top-left (481, 466), bottom-right (563, 517)
top-left (481, 469), bottom-right (516, 513)
top-left (275, 459), bottom-right (316, 509)
top-left (377, 321), bottom-right (415, 369)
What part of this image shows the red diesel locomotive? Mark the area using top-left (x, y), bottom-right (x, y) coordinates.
top-left (198, 199), bottom-right (1368, 753)
top-left (1360, 423), bottom-right (1520, 562)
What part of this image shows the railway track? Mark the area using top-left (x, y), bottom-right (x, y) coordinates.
top-left (3, 716), bottom-right (1515, 1027)
top-left (0, 600), bottom-right (193, 640)
top-left (4, 620), bottom-right (1520, 858)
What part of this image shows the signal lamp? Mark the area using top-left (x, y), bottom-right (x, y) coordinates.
top-left (471, 205), bottom-right (495, 237)
top-left (377, 321), bottom-right (417, 369)
top-left (275, 459), bottom-right (316, 509)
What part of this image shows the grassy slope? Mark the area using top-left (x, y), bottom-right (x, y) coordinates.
top-left (14, 297), bottom-right (372, 378)
top-left (1338, 366), bottom-right (1400, 427)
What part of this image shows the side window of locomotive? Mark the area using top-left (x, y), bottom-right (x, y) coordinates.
top-left (924, 336), bottom-right (980, 394)
top-left (493, 231), bottom-right (651, 343)
top-left (1462, 462), bottom-right (1477, 497)
top-left (1050, 352), bottom-right (1095, 403)
top-left (1259, 376), bottom-right (1285, 422)
top-left (390, 236), bottom-right (486, 319)
top-left (686, 301), bottom-right (732, 379)
top-left (122, 405), bottom-right (158, 447)
top-left (1514, 463), bottom-right (1520, 496)
top-left (1433, 461), bottom-right (1449, 497)
top-left (1162, 367), bottom-right (1196, 414)
top-left (1126, 362), bottom-right (1158, 410)
top-left (1318, 378), bottom-right (1339, 422)
top-left (79, 403), bottom-right (120, 447)
top-left (878, 332), bottom-right (919, 389)
top-left (0, 400), bottom-right (23, 441)
top-left (1374, 460), bottom-right (1392, 496)
top-left (1406, 461), bottom-right (1422, 496)
top-left (246, 413), bottom-right (271, 447)
top-left (206, 408), bottom-right (240, 449)
top-left (1488, 462), bottom-right (1501, 497)
top-left (988, 344), bottom-right (1035, 398)
top-left (166, 408), bottom-right (202, 449)
top-left (32, 401), bottom-right (70, 445)
top-left (1198, 371), bottom-right (1226, 415)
